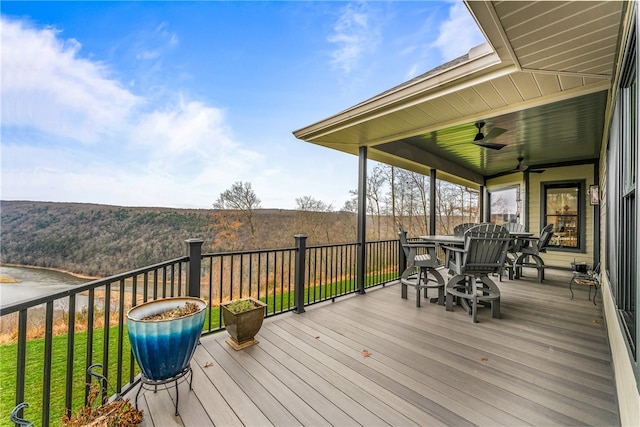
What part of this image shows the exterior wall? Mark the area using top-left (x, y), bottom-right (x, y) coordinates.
top-left (598, 4), bottom-right (639, 424)
top-left (488, 164), bottom-right (595, 269)
top-left (600, 164), bottom-right (640, 426)
top-left (528, 164), bottom-right (596, 269)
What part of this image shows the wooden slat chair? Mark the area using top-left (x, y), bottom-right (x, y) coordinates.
top-left (442, 224), bottom-right (511, 323)
top-left (398, 227), bottom-right (445, 307)
top-left (512, 223), bottom-right (554, 282)
top-left (502, 222), bottom-right (527, 280)
top-left (453, 223), bottom-right (478, 236)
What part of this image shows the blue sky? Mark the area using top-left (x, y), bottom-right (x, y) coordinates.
top-left (1, 1), bottom-right (485, 209)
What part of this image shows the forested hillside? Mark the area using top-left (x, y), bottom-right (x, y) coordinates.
top-left (0, 201), bottom-right (359, 277)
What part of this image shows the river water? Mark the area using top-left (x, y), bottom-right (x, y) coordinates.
top-left (0, 265), bottom-right (90, 306)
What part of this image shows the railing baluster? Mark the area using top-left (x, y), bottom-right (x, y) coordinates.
top-left (84, 290), bottom-right (95, 405)
top-left (153, 268), bottom-right (159, 300)
top-left (207, 257), bottom-right (213, 331)
top-left (42, 302), bottom-right (53, 426)
top-left (117, 279), bottom-right (125, 393)
top-left (65, 294), bottom-right (76, 418)
top-left (15, 309), bottom-right (27, 421)
top-left (101, 283), bottom-right (111, 403)
top-left (162, 266), bottom-right (168, 298)
top-left (143, 271), bottom-right (149, 302)
top-left (240, 253), bottom-right (245, 298)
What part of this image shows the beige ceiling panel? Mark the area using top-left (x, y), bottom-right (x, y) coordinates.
top-left (550, 47), bottom-right (617, 75)
top-left (517, 26), bottom-right (619, 67)
top-left (509, 73), bottom-right (542, 100)
top-left (521, 36), bottom-right (619, 74)
top-left (428, 98), bottom-right (462, 122)
top-left (414, 100), bottom-right (449, 123)
top-left (473, 81), bottom-right (508, 109)
top-left (501, 2), bottom-right (612, 42)
top-left (532, 73), bottom-right (561, 96)
top-left (494, 1), bottom-right (565, 33)
top-left (445, 92), bottom-right (477, 117)
top-left (401, 106), bottom-right (436, 128)
top-left (368, 118), bottom-right (395, 139)
top-left (454, 87), bottom-right (492, 113)
top-left (583, 77), bottom-right (606, 87)
top-left (558, 75), bottom-right (588, 91)
top-left (490, 75), bottom-right (524, 104)
top-left (323, 128), bottom-right (360, 145)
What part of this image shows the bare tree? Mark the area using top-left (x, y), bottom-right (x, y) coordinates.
top-left (341, 195), bottom-right (358, 213)
top-left (295, 196), bottom-right (333, 212)
top-left (367, 165), bottom-right (387, 239)
top-left (407, 171), bottom-right (429, 234)
top-left (295, 196), bottom-right (334, 243)
top-left (214, 181), bottom-right (261, 244)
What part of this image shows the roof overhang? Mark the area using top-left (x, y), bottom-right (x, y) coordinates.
top-left (293, 1), bottom-right (628, 188)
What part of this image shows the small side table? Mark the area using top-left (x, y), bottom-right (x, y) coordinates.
top-left (569, 263), bottom-right (600, 305)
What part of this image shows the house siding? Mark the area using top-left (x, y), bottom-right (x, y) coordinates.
top-left (488, 164), bottom-right (596, 269)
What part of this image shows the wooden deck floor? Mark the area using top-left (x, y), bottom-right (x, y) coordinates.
top-left (131, 269), bottom-right (619, 426)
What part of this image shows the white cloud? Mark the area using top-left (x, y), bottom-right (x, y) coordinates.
top-left (135, 21), bottom-right (179, 61)
top-left (431, 1), bottom-right (485, 62)
top-left (0, 16), bottom-right (266, 208)
top-left (1, 18), bottom-right (142, 143)
top-left (328, 2), bottom-right (380, 74)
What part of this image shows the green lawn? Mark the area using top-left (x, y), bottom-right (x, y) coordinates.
top-left (0, 270), bottom-right (397, 426)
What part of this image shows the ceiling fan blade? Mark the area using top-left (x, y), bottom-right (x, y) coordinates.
top-left (474, 141), bottom-right (507, 150)
top-left (484, 127), bottom-right (507, 140)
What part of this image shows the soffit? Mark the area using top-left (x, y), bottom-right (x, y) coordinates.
top-left (293, 1), bottom-right (626, 186)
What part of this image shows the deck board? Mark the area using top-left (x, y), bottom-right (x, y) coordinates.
top-left (130, 269), bottom-right (620, 426)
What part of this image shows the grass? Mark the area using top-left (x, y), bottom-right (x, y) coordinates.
top-left (0, 325), bottom-right (136, 427)
top-left (0, 269), bottom-right (397, 426)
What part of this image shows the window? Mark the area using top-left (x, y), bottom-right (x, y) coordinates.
top-left (489, 186), bottom-right (520, 225)
top-left (608, 21), bottom-right (637, 360)
top-left (543, 182), bottom-right (584, 250)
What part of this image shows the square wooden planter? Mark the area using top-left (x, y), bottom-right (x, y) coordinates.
top-left (221, 297), bottom-right (267, 350)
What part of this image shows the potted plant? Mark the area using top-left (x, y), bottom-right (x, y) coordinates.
top-left (127, 297), bottom-right (207, 381)
top-left (221, 297), bottom-right (267, 350)
top-left (63, 364), bottom-right (144, 426)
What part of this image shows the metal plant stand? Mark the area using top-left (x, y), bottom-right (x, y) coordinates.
top-left (135, 365), bottom-right (193, 416)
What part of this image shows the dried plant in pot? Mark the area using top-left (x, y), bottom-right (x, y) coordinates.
top-left (221, 297), bottom-right (267, 350)
top-left (63, 364), bottom-right (144, 427)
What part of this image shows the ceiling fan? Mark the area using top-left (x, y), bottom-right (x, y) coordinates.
top-left (511, 156), bottom-right (545, 173)
top-left (472, 121), bottom-right (507, 150)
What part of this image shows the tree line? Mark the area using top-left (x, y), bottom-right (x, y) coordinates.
top-left (0, 165), bottom-right (478, 277)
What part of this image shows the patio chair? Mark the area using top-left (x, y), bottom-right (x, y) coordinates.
top-left (512, 223), bottom-right (554, 282)
top-left (398, 226), bottom-right (445, 307)
top-left (570, 263), bottom-right (600, 305)
top-left (453, 223), bottom-right (478, 236)
top-left (502, 222), bottom-right (526, 280)
top-left (442, 223), bottom-right (511, 323)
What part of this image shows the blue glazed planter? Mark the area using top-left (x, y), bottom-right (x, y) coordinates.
top-left (127, 297), bottom-right (206, 381)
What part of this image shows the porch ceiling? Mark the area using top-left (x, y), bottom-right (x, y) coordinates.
top-left (293, 1), bottom-right (627, 187)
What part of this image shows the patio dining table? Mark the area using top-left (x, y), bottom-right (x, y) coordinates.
top-left (418, 231), bottom-right (533, 247)
top-left (417, 231), bottom-right (535, 310)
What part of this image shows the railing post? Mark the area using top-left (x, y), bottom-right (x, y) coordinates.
top-left (398, 231), bottom-right (407, 276)
top-left (186, 238), bottom-right (203, 298)
top-left (294, 234), bottom-right (307, 314)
